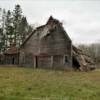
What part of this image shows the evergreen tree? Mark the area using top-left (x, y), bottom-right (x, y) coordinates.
top-left (0, 4), bottom-right (34, 52)
top-left (13, 4), bottom-right (22, 47)
top-left (0, 8), bottom-right (3, 53)
top-left (5, 10), bottom-right (14, 47)
top-left (19, 16), bottom-right (28, 42)
top-left (0, 8), bottom-right (6, 53)
top-left (2, 9), bottom-right (6, 34)
top-left (0, 8), bottom-right (2, 28)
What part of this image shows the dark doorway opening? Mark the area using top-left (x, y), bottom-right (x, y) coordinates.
top-left (36, 56), bottom-right (38, 68)
top-left (65, 56), bottom-right (68, 63)
top-left (12, 57), bottom-right (15, 64)
top-left (73, 57), bottom-right (80, 69)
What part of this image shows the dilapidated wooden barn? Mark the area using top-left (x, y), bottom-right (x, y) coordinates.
top-left (0, 16), bottom-right (95, 71)
top-left (19, 16), bottom-right (72, 69)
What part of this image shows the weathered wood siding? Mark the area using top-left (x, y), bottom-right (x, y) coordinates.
top-left (19, 18), bottom-right (72, 69)
top-left (37, 56), bottom-right (52, 68)
top-left (5, 54), bottom-right (19, 64)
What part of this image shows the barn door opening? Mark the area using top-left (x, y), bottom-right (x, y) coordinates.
top-left (72, 57), bottom-right (80, 69)
top-left (12, 57), bottom-right (15, 64)
top-left (36, 56), bottom-right (38, 68)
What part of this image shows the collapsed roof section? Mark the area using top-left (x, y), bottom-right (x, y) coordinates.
top-left (72, 45), bottom-right (95, 71)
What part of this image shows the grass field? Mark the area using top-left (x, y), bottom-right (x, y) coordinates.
top-left (0, 66), bottom-right (100, 100)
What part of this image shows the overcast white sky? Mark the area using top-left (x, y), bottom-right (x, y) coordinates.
top-left (0, 0), bottom-right (100, 44)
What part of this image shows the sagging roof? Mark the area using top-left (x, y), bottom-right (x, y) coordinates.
top-left (20, 16), bottom-right (71, 48)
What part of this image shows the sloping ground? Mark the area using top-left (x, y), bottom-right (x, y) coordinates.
top-left (72, 46), bottom-right (96, 71)
top-left (0, 66), bottom-right (99, 100)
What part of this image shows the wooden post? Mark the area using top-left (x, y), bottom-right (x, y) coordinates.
top-left (51, 56), bottom-right (53, 68)
top-left (34, 56), bottom-right (36, 69)
top-left (70, 43), bottom-right (72, 67)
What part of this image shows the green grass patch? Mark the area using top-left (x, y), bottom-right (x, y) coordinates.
top-left (0, 66), bottom-right (100, 100)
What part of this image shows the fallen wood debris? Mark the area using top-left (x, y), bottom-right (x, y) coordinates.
top-left (72, 45), bottom-right (96, 71)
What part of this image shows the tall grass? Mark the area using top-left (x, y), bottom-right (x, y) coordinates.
top-left (0, 66), bottom-right (100, 100)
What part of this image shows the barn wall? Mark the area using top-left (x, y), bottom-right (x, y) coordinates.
top-left (5, 54), bottom-right (19, 64)
top-left (37, 56), bottom-right (52, 68)
top-left (19, 23), bottom-right (72, 68)
top-left (19, 50), bottom-right (34, 67)
top-left (39, 25), bottom-right (72, 66)
top-left (21, 31), bottom-right (40, 55)
top-left (53, 55), bottom-right (63, 68)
